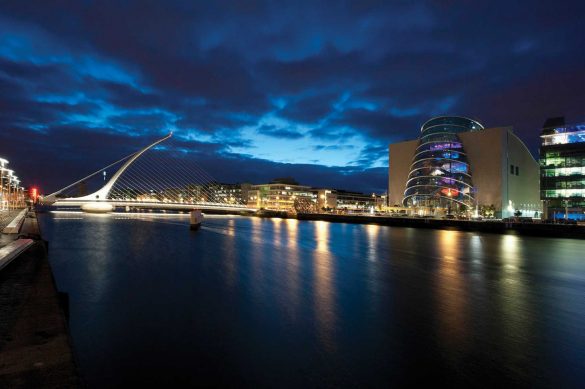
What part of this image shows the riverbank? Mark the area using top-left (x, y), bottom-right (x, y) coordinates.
top-left (38, 207), bottom-right (585, 239)
top-left (295, 213), bottom-right (585, 239)
top-left (0, 210), bottom-right (80, 387)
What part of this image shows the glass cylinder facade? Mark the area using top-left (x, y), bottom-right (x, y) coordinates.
top-left (403, 116), bottom-right (484, 213)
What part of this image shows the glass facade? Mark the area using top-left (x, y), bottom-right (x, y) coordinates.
top-left (540, 122), bottom-right (585, 220)
top-left (403, 116), bottom-right (484, 213)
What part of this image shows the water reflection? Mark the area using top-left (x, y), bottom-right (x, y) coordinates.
top-left (364, 224), bottom-right (382, 310)
top-left (365, 224), bottom-right (380, 262)
top-left (498, 234), bottom-right (532, 369)
top-left (435, 230), bottom-right (469, 352)
top-left (313, 221), bottom-right (336, 350)
top-left (500, 234), bottom-right (522, 272)
top-left (250, 219), bottom-right (266, 296)
top-left (285, 219), bottom-right (298, 249)
top-left (283, 219), bottom-right (301, 320)
top-left (221, 219), bottom-right (238, 290)
top-left (38, 214), bottom-right (585, 387)
top-left (79, 215), bottom-right (112, 303)
top-left (271, 217), bottom-right (283, 247)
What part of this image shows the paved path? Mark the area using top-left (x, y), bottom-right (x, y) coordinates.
top-left (0, 211), bottom-right (80, 387)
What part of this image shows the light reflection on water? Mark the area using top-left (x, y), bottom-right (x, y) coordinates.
top-left (283, 219), bottom-right (300, 320)
top-left (39, 213), bottom-right (585, 387)
top-left (436, 230), bottom-right (469, 356)
top-left (313, 220), bottom-right (336, 350)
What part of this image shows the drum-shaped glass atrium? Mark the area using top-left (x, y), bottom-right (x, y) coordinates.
top-left (403, 116), bottom-right (484, 213)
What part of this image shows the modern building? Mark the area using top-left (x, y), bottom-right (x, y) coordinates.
top-left (247, 178), bottom-right (315, 212)
top-left (539, 117), bottom-right (585, 220)
top-left (389, 116), bottom-right (541, 218)
top-left (207, 182), bottom-right (251, 204)
top-left (316, 189), bottom-right (337, 211)
top-left (133, 182), bottom-right (251, 206)
top-left (0, 157), bottom-right (26, 210)
top-left (334, 190), bottom-right (377, 213)
top-left (248, 178), bottom-right (382, 213)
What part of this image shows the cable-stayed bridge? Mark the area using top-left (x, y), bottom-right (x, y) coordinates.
top-left (40, 133), bottom-right (254, 213)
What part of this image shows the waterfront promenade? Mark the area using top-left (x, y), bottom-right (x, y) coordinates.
top-left (0, 209), bottom-right (79, 388)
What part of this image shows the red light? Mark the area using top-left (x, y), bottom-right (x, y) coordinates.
top-left (441, 188), bottom-right (459, 197)
top-left (30, 187), bottom-right (38, 202)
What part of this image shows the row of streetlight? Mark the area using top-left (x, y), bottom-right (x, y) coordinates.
top-left (0, 157), bottom-right (26, 210)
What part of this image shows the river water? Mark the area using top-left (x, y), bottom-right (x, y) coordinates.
top-left (38, 212), bottom-right (585, 387)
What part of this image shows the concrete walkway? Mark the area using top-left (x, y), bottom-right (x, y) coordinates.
top-left (0, 211), bottom-right (81, 387)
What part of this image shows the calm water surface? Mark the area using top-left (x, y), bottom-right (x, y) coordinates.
top-left (39, 213), bottom-right (585, 387)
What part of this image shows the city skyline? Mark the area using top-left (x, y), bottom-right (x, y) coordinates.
top-left (0, 1), bottom-right (583, 193)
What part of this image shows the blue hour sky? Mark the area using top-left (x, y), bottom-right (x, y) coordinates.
top-left (0, 1), bottom-right (583, 193)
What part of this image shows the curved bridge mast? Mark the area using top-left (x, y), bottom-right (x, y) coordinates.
top-left (68, 133), bottom-right (172, 201)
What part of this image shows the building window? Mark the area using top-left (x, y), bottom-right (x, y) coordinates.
top-left (515, 166), bottom-right (519, 176)
top-left (510, 164), bottom-right (514, 174)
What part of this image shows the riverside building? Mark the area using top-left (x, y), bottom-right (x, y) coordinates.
top-left (316, 189), bottom-right (378, 213)
top-left (389, 116), bottom-right (540, 218)
top-left (0, 157), bottom-right (26, 210)
top-left (247, 178), bottom-right (315, 211)
top-left (247, 178), bottom-right (382, 213)
top-left (539, 117), bottom-right (585, 220)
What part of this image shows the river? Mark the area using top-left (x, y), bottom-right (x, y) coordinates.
top-left (38, 212), bottom-right (585, 387)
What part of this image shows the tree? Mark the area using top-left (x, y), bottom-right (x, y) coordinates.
top-left (480, 204), bottom-right (495, 218)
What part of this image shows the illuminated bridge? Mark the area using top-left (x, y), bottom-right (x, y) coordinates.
top-left (41, 133), bottom-right (254, 213)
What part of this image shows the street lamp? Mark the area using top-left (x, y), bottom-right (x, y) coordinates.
top-left (0, 158), bottom-right (8, 210)
top-left (6, 170), bottom-right (14, 210)
top-left (14, 178), bottom-right (21, 208)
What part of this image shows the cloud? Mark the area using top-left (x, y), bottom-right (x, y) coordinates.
top-left (256, 124), bottom-right (304, 139)
top-left (0, 0), bottom-right (583, 194)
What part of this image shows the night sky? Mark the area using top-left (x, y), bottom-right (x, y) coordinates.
top-left (1, 1), bottom-right (583, 194)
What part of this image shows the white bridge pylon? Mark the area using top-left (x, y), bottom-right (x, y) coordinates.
top-left (43, 132), bottom-right (254, 213)
top-left (74, 133), bottom-right (172, 202)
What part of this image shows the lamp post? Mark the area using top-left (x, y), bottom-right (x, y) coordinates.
top-left (11, 176), bottom-right (18, 209)
top-left (14, 178), bottom-right (21, 208)
top-left (9, 175), bottom-right (17, 210)
top-left (0, 158), bottom-right (8, 210)
top-left (6, 170), bottom-right (13, 210)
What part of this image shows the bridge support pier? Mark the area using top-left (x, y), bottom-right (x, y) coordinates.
top-left (81, 202), bottom-right (114, 213)
top-left (190, 210), bottom-right (203, 230)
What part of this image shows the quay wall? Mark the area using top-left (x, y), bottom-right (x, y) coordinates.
top-left (295, 213), bottom-right (585, 239)
top-left (0, 210), bottom-right (80, 387)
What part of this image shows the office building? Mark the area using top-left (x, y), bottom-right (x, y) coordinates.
top-left (247, 178), bottom-right (315, 211)
top-left (540, 117), bottom-right (585, 220)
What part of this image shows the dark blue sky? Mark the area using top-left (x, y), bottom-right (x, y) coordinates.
top-left (1, 1), bottom-right (583, 193)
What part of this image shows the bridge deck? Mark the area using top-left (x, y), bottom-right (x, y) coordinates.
top-left (52, 199), bottom-right (255, 212)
